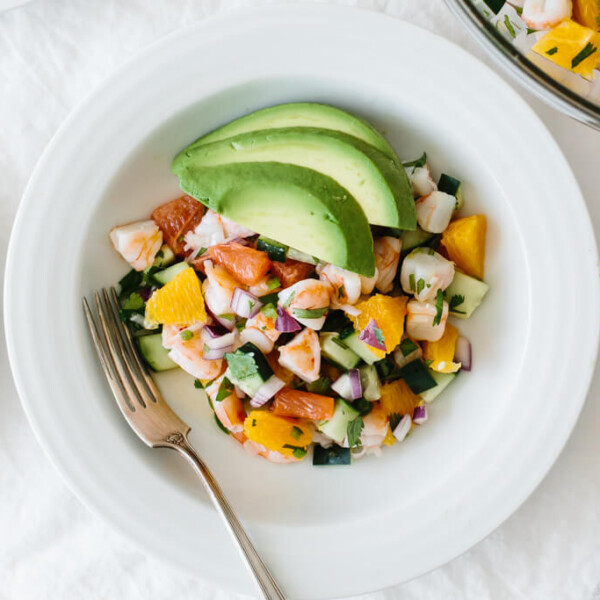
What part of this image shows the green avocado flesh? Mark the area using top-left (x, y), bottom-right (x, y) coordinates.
top-left (176, 162), bottom-right (376, 276)
top-left (185, 102), bottom-right (399, 161)
top-left (173, 127), bottom-right (416, 230)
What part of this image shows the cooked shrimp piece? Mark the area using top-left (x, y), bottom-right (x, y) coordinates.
top-left (205, 374), bottom-right (247, 442)
top-left (248, 275), bottom-right (281, 297)
top-left (360, 404), bottom-right (389, 450)
top-left (241, 307), bottom-right (281, 353)
top-left (400, 248), bottom-right (455, 302)
top-left (242, 439), bottom-right (300, 463)
top-left (162, 324), bottom-right (225, 380)
top-left (151, 195), bottom-right (204, 257)
top-left (202, 260), bottom-right (243, 317)
top-left (373, 236), bottom-right (402, 293)
top-left (220, 215), bottom-right (255, 240)
top-left (317, 263), bottom-right (362, 307)
top-left (278, 328), bottom-right (321, 383)
top-left (522, 0), bottom-right (571, 29)
top-left (415, 191), bottom-right (456, 234)
top-left (109, 220), bottom-right (163, 271)
top-left (406, 165), bottom-right (437, 198)
top-left (183, 209), bottom-right (226, 257)
top-left (405, 298), bottom-right (449, 342)
top-left (278, 279), bottom-right (332, 330)
top-left (360, 270), bottom-right (379, 295)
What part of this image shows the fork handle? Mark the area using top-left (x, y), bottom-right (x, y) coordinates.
top-left (169, 437), bottom-right (286, 600)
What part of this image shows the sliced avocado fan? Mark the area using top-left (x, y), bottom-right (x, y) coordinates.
top-left (175, 162), bottom-right (376, 277)
top-left (172, 127), bottom-right (416, 231)
top-left (184, 102), bottom-right (400, 162)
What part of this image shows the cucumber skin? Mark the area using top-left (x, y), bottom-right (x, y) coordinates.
top-left (320, 332), bottom-right (361, 370)
top-left (420, 371), bottom-right (457, 403)
top-left (318, 399), bottom-right (360, 444)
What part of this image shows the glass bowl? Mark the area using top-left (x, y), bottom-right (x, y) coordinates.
top-left (444, 0), bottom-right (600, 129)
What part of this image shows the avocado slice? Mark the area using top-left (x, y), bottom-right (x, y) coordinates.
top-left (173, 127), bottom-right (416, 230)
top-left (185, 102), bottom-right (400, 161)
top-left (175, 162), bottom-right (375, 276)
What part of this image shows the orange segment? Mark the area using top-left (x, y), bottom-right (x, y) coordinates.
top-left (244, 411), bottom-right (312, 458)
top-left (347, 294), bottom-right (408, 359)
top-left (145, 266), bottom-right (208, 326)
top-left (441, 214), bottom-right (487, 280)
top-left (532, 20), bottom-right (600, 80)
top-left (573, 0), bottom-right (600, 31)
top-left (422, 323), bottom-right (461, 373)
top-left (380, 380), bottom-right (420, 418)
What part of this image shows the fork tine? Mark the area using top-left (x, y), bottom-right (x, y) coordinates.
top-left (83, 297), bottom-right (136, 414)
top-left (95, 290), bottom-right (146, 409)
top-left (108, 287), bottom-right (164, 404)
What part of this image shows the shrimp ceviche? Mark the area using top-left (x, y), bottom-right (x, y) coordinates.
top-left (109, 103), bottom-right (489, 466)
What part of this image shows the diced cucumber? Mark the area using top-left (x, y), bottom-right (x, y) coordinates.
top-left (438, 174), bottom-right (463, 209)
top-left (318, 399), bottom-right (360, 444)
top-left (398, 360), bottom-right (437, 394)
top-left (375, 355), bottom-right (403, 383)
top-left (312, 444), bottom-right (351, 466)
top-left (445, 271), bottom-right (489, 319)
top-left (153, 262), bottom-right (189, 285)
top-left (401, 228), bottom-right (438, 253)
top-left (137, 334), bottom-right (178, 372)
top-left (359, 364), bottom-right (381, 400)
top-left (343, 332), bottom-right (380, 365)
top-left (224, 342), bottom-right (273, 397)
top-left (256, 236), bottom-right (287, 262)
top-left (150, 244), bottom-right (175, 269)
top-left (420, 371), bottom-right (457, 403)
top-left (320, 332), bottom-right (361, 370)
top-left (287, 247), bottom-right (318, 265)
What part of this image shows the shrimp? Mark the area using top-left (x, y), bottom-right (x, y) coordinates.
top-left (242, 439), bottom-right (300, 463)
top-left (360, 270), bottom-right (379, 295)
top-left (406, 164), bottom-right (437, 198)
top-left (278, 279), bottom-right (332, 330)
top-left (241, 307), bottom-right (281, 354)
top-left (405, 298), bottom-right (449, 342)
top-left (205, 374), bottom-right (247, 443)
top-left (400, 248), bottom-right (455, 302)
top-left (202, 260), bottom-right (243, 317)
top-left (278, 328), bottom-right (321, 383)
top-left (373, 237), bottom-right (402, 293)
top-left (183, 209), bottom-right (226, 257)
top-left (415, 191), bottom-right (455, 234)
top-left (109, 220), bottom-right (163, 271)
top-left (360, 404), bottom-right (389, 451)
top-left (316, 263), bottom-right (362, 307)
top-left (162, 324), bottom-right (225, 380)
top-left (522, 0), bottom-right (572, 29)
top-left (249, 275), bottom-right (281, 297)
top-left (220, 215), bottom-right (255, 240)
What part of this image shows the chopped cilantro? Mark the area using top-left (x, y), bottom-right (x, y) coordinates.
top-left (118, 269), bottom-right (144, 301)
top-left (177, 235), bottom-right (185, 244)
top-left (347, 416), bottom-right (364, 448)
top-left (353, 397), bottom-right (373, 417)
top-left (402, 152), bottom-right (427, 172)
top-left (121, 292), bottom-right (144, 311)
top-left (252, 418), bottom-right (257, 427)
top-left (409, 273), bottom-right (416, 292)
top-left (213, 414), bottom-right (230, 435)
top-left (180, 330), bottom-right (193, 341)
top-left (283, 291), bottom-right (296, 308)
top-left (235, 319), bottom-right (247, 332)
top-left (290, 426), bottom-right (304, 440)
top-left (572, 42), bottom-right (597, 69)
top-left (389, 412), bottom-right (402, 431)
top-left (546, 46), bottom-right (558, 56)
top-left (373, 324), bottom-right (385, 346)
top-left (224, 350), bottom-right (258, 380)
top-left (260, 303), bottom-right (278, 320)
top-left (219, 313), bottom-right (235, 321)
top-left (196, 247), bottom-right (207, 258)
top-left (449, 294), bottom-right (466, 314)
top-left (399, 338), bottom-right (419, 357)
top-left (215, 377), bottom-right (233, 402)
top-left (416, 278), bottom-right (425, 295)
top-left (248, 300), bottom-right (255, 314)
top-left (331, 336), bottom-right (350, 350)
top-left (292, 307), bottom-right (328, 319)
top-left (338, 284), bottom-right (346, 300)
top-left (194, 379), bottom-right (203, 389)
top-left (425, 359), bottom-right (434, 367)
top-left (503, 14), bottom-right (516, 38)
top-left (266, 276), bottom-right (281, 291)
top-left (432, 289), bottom-right (445, 327)
top-left (306, 376), bottom-right (332, 395)
top-left (282, 444), bottom-right (308, 459)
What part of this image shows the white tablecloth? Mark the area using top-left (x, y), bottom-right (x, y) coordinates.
top-left (1, 1), bottom-right (600, 599)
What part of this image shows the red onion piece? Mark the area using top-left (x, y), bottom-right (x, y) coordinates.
top-left (206, 306), bottom-right (236, 331)
top-left (359, 318), bottom-right (386, 351)
top-left (249, 375), bottom-right (285, 408)
top-left (454, 336), bottom-right (472, 371)
top-left (204, 324), bottom-right (228, 338)
top-left (203, 345), bottom-right (233, 360)
top-left (275, 305), bottom-right (301, 332)
top-left (392, 414), bottom-right (412, 442)
top-left (138, 287), bottom-right (154, 302)
top-left (230, 287), bottom-right (262, 319)
top-left (412, 405), bottom-right (428, 425)
top-left (201, 328), bottom-right (236, 351)
top-left (331, 370), bottom-right (362, 401)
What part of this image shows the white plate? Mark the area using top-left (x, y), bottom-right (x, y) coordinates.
top-left (5, 5), bottom-right (599, 599)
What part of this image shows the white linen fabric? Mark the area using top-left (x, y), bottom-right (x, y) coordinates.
top-left (1, 1), bottom-right (600, 599)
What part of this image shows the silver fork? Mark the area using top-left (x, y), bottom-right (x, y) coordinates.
top-left (82, 288), bottom-right (285, 600)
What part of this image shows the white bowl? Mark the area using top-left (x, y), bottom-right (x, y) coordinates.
top-left (5, 5), bottom-right (599, 599)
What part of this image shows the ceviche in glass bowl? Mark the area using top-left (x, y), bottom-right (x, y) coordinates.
top-left (445, 0), bottom-right (600, 128)
top-left (109, 102), bottom-right (489, 466)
